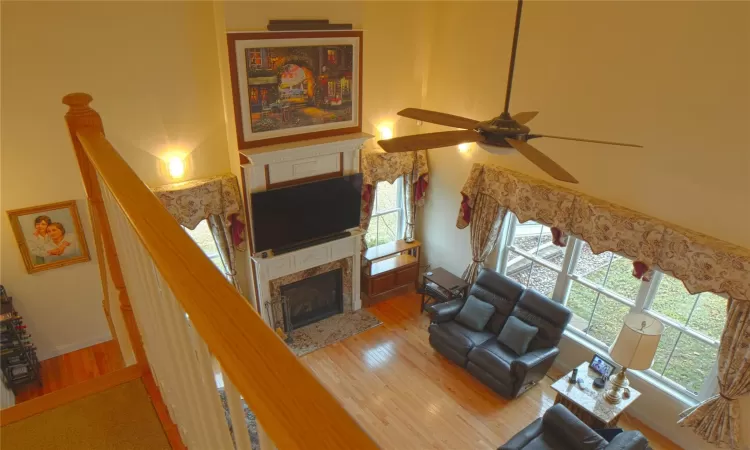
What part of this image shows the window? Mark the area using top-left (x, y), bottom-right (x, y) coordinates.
top-left (327, 49), bottom-right (337, 64)
top-left (364, 177), bottom-right (404, 247)
top-left (247, 48), bottom-right (262, 70)
top-left (183, 220), bottom-right (225, 272)
top-left (497, 213), bottom-right (726, 399)
top-left (644, 273), bottom-right (725, 395)
top-left (504, 218), bottom-right (564, 299)
top-left (340, 77), bottom-right (350, 96)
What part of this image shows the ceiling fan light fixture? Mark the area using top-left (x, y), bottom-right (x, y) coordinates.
top-left (458, 143), bottom-right (472, 153)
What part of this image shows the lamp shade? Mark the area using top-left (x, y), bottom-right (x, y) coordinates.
top-left (608, 313), bottom-right (664, 370)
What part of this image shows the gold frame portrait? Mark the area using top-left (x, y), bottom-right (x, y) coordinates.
top-left (7, 200), bottom-right (91, 274)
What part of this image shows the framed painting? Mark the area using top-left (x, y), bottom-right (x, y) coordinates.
top-left (7, 200), bottom-right (91, 274)
top-left (227, 31), bottom-right (363, 149)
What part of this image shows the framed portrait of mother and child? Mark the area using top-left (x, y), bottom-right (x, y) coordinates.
top-left (7, 200), bottom-right (90, 274)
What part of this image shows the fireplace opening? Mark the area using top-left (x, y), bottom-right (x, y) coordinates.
top-left (280, 269), bottom-right (343, 330)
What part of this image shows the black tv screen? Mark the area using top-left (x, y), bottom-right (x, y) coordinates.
top-left (251, 174), bottom-right (362, 252)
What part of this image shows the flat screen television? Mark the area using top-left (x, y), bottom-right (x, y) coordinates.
top-left (251, 174), bottom-right (362, 253)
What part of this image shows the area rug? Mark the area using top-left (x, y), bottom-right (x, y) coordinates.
top-left (218, 389), bottom-right (260, 450)
top-left (288, 309), bottom-right (382, 357)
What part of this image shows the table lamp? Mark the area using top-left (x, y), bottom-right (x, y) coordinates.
top-left (606, 313), bottom-right (664, 404)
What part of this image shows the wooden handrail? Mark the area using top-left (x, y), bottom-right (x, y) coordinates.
top-left (63, 93), bottom-right (378, 450)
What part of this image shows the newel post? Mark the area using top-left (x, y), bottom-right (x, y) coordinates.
top-left (62, 93), bottom-right (147, 367)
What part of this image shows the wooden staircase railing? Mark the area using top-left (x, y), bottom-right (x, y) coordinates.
top-left (62, 93), bottom-right (379, 450)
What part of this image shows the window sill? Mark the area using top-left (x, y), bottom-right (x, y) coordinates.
top-left (561, 328), bottom-right (699, 408)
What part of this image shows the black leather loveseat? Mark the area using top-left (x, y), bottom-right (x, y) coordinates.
top-left (428, 269), bottom-right (571, 398)
top-left (499, 404), bottom-right (650, 450)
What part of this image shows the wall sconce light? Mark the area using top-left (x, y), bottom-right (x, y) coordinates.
top-left (458, 143), bottom-right (472, 153)
top-left (378, 124), bottom-right (393, 141)
top-left (167, 156), bottom-right (186, 179)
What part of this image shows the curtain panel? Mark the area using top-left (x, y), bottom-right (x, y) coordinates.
top-left (678, 299), bottom-right (750, 449)
top-left (458, 193), bottom-right (507, 284)
top-left (360, 149), bottom-right (429, 248)
top-left (457, 163), bottom-right (750, 302)
top-left (152, 174), bottom-right (246, 291)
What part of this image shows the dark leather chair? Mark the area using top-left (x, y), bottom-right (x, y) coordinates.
top-left (499, 404), bottom-right (651, 450)
top-left (428, 269), bottom-right (571, 398)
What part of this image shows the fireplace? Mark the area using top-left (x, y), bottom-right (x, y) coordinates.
top-left (280, 269), bottom-right (343, 330)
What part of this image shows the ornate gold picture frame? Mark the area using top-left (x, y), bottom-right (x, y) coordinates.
top-left (7, 200), bottom-right (91, 274)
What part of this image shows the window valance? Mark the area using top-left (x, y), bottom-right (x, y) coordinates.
top-left (361, 148), bottom-right (429, 188)
top-left (152, 174), bottom-right (246, 249)
top-left (457, 163), bottom-right (750, 301)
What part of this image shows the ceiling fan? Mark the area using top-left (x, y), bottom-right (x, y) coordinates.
top-left (377, 0), bottom-right (642, 184)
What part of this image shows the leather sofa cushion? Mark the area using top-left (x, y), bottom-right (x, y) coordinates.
top-left (467, 339), bottom-right (518, 384)
top-left (512, 290), bottom-right (572, 352)
top-left (455, 295), bottom-right (496, 331)
top-left (498, 315), bottom-right (538, 355)
top-left (523, 434), bottom-right (565, 450)
top-left (429, 321), bottom-right (494, 356)
top-left (471, 270), bottom-right (524, 334)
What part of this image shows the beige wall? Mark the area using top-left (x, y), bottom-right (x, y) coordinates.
top-left (1, 1), bottom-right (232, 360)
top-left (419, 1), bottom-right (750, 276)
top-left (417, 2), bottom-right (749, 448)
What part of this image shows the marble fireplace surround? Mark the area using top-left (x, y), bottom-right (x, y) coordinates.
top-left (267, 257), bottom-right (353, 332)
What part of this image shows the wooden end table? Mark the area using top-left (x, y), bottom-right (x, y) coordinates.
top-left (551, 362), bottom-right (641, 429)
top-left (421, 267), bottom-right (470, 312)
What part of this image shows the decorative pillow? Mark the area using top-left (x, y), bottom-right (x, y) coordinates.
top-left (455, 295), bottom-right (496, 332)
top-left (498, 316), bottom-right (538, 355)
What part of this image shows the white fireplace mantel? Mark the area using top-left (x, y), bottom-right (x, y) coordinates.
top-left (240, 133), bottom-right (372, 326)
top-left (241, 132), bottom-right (372, 193)
top-left (251, 231), bottom-right (362, 326)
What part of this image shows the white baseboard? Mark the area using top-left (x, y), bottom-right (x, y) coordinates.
top-left (37, 334), bottom-right (112, 361)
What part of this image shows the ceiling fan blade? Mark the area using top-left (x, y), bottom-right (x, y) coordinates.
top-left (379, 130), bottom-right (483, 153)
top-left (505, 138), bottom-right (579, 184)
top-left (512, 111), bottom-right (538, 125)
top-left (533, 134), bottom-right (643, 148)
top-left (397, 108), bottom-right (480, 129)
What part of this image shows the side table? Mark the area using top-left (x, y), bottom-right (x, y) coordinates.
top-left (421, 267), bottom-right (469, 312)
top-left (551, 362), bottom-right (641, 429)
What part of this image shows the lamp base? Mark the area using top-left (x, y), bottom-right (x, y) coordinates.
top-left (605, 368), bottom-right (629, 404)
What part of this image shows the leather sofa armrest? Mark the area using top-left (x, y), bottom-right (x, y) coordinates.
top-left (542, 404), bottom-right (607, 450)
top-left (497, 418), bottom-right (543, 450)
top-left (605, 431), bottom-right (650, 450)
top-left (427, 300), bottom-right (463, 323)
top-left (511, 347), bottom-right (559, 373)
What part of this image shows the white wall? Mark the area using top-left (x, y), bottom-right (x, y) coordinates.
top-left (1, 1), bottom-right (234, 360)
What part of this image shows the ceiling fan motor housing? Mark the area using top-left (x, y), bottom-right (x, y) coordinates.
top-left (476, 117), bottom-right (530, 147)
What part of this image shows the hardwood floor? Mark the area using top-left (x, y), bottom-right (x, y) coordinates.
top-left (301, 293), bottom-right (681, 449)
top-left (13, 340), bottom-right (125, 403)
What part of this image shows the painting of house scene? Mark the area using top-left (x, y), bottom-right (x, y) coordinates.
top-left (246, 45), bottom-right (354, 133)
